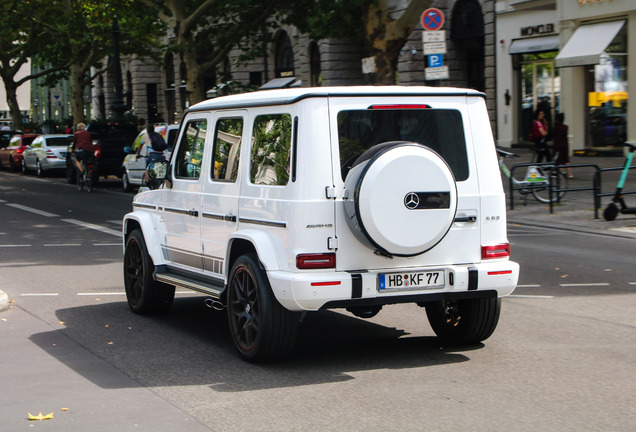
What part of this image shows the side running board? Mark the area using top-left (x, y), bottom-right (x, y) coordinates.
top-left (154, 267), bottom-right (224, 299)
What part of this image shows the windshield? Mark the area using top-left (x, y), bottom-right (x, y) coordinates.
top-left (337, 109), bottom-right (469, 181)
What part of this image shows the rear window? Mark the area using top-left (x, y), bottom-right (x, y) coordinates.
top-left (46, 137), bottom-right (71, 147)
top-left (337, 109), bottom-right (469, 181)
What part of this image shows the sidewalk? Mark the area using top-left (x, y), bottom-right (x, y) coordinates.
top-left (501, 148), bottom-right (636, 239)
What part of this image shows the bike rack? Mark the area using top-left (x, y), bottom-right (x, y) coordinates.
top-left (547, 164), bottom-right (600, 214)
top-left (508, 162), bottom-right (557, 210)
top-left (593, 165), bottom-right (636, 219)
top-left (508, 162), bottom-right (601, 212)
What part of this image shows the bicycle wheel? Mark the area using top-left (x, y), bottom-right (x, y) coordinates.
top-left (76, 167), bottom-right (84, 191)
top-left (85, 168), bottom-right (93, 192)
top-left (532, 168), bottom-right (567, 203)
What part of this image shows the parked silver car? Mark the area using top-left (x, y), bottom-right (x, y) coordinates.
top-left (22, 134), bottom-right (72, 177)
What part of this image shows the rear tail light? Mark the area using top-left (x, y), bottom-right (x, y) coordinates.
top-left (46, 149), bottom-right (56, 159)
top-left (16, 146), bottom-right (25, 155)
top-left (93, 147), bottom-right (102, 159)
top-left (482, 243), bottom-right (510, 259)
top-left (296, 253), bottom-right (336, 269)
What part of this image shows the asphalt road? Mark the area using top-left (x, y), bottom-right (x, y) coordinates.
top-left (0, 171), bottom-right (635, 432)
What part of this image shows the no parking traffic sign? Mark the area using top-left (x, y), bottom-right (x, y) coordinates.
top-left (421, 8), bottom-right (445, 31)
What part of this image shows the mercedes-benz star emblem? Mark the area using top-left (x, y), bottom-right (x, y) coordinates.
top-left (404, 192), bottom-right (420, 210)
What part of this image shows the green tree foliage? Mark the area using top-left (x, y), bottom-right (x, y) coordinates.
top-left (0, 0), bottom-right (64, 128)
top-left (33, 0), bottom-right (163, 124)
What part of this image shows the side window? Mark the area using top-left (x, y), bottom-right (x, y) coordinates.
top-left (175, 119), bottom-right (207, 179)
top-left (32, 138), bottom-right (42, 148)
top-left (250, 114), bottom-right (291, 186)
top-left (212, 118), bottom-right (242, 181)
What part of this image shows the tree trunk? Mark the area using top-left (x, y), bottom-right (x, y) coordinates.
top-left (69, 62), bottom-right (87, 125)
top-left (4, 80), bottom-right (24, 130)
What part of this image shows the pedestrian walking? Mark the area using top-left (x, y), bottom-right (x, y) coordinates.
top-left (553, 112), bottom-right (573, 178)
top-left (532, 109), bottom-right (551, 163)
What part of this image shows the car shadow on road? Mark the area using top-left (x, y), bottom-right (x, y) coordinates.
top-left (30, 296), bottom-right (479, 392)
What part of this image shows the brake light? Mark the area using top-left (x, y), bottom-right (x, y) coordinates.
top-left (16, 146), bottom-right (25, 155)
top-left (482, 244), bottom-right (510, 259)
top-left (369, 104), bottom-right (431, 109)
top-left (46, 149), bottom-right (56, 159)
top-left (93, 147), bottom-right (102, 159)
top-left (296, 253), bottom-right (336, 269)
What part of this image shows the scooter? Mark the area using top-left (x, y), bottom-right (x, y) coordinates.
top-left (604, 143), bottom-right (636, 221)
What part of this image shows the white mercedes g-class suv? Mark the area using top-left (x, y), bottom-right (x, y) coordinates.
top-left (123, 86), bottom-right (519, 362)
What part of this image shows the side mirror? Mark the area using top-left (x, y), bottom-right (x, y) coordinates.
top-left (146, 161), bottom-right (172, 189)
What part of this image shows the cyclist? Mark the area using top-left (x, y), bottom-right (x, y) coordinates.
top-left (72, 123), bottom-right (93, 175)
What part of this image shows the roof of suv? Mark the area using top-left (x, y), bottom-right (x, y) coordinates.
top-left (188, 86), bottom-right (486, 113)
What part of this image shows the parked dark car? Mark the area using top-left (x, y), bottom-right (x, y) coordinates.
top-left (0, 133), bottom-right (38, 171)
top-left (66, 121), bottom-right (138, 184)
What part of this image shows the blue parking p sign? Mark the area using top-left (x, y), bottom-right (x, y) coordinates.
top-left (428, 54), bottom-right (443, 68)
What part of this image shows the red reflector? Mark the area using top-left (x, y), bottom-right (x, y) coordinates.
top-left (369, 104), bottom-right (431, 110)
top-left (296, 253), bottom-right (336, 269)
top-left (310, 281), bottom-right (341, 287)
top-left (487, 270), bottom-right (513, 276)
top-left (482, 244), bottom-right (510, 259)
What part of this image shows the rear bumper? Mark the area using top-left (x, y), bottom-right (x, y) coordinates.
top-left (268, 261), bottom-right (519, 311)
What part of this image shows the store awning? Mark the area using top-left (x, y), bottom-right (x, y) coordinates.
top-left (555, 21), bottom-right (625, 68)
top-left (508, 35), bottom-right (559, 55)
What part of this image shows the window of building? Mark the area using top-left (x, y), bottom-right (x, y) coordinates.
top-left (212, 118), bottom-right (242, 181)
top-left (175, 119), bottom-right (207, 179)
top-left (519, 52), bottom-right (560, 142)
top-left (250, 114), bottom-right (292, 186)
top-left (586, 24), bottom-right (628, 147)
top-left (274, 31), bottom-right (295, 78)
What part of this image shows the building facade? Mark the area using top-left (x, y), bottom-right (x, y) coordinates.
top-left (496, 0), bottom-right (633, 154)
top-left (95, 0), bottom-right (496, 131)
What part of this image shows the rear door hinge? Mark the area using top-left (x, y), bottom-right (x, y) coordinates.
top-left (325, 186), bottom-right (337, 199)
top-left (328, 236), bottom-right (338, 250)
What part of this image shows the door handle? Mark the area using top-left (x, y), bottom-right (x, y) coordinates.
top-left (186, 209), bottom-right (199, 217)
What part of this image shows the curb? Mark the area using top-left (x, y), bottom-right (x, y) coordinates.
top-left (0, 290), bottom-right (9, 312)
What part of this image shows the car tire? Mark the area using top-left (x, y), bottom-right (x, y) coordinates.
top-left (9, 157), bottom-right (16, 172)
top-left (123, 229), bottom-right (175, 314)
top-left (425, 297), bottom-right (501, 345)
top-left (227, 253), bottom-right (300, 362)
top-left (36, 159), bottom-right (45, 177)
top-left (21, 158), bottom-right (27, 174)
top-left (122, 170), bottom-right (132, 192)
top-left (343, 141), bottom-right (457, 257)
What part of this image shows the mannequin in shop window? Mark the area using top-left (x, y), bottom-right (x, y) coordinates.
top-left (532, 110), bottom-right (551, 163)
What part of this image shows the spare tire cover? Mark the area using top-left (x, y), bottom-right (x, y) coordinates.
top-left (344, 142), bottom-right (457, 256)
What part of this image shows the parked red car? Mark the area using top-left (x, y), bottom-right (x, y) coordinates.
top-left (0, 133), bottom-right (38, 171)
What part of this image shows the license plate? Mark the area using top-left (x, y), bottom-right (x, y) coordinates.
top-left (378, 270), bottom-right (444, 291)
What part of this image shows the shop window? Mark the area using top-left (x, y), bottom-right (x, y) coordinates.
top-left (586, 25), bottom-right (628, 147)
top-left (519, 52), bottom-right (559, 143)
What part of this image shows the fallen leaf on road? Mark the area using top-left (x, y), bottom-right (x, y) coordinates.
top-left (104, 324), bottom-right (109, 328)
top-left (61, 408), bottom-right (69, 412)
top-left (28, 412), bottom-right (54, 421)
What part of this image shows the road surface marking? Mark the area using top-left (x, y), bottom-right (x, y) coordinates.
top-left (517, 284), bottom-right (541, 288)
top-left (629, 282), bottom-right (636, 285)
top-left (559, 283), bottom-right (610, 287)
top-left (94, 243), bottom-right (121, 246)
top-left (507, 295), bottom-right (554, 299)
top-left (0, 244), bottom-right (32, 247)
top-left (61, 218), bottom-right (122, 238)
top-left (20, 293), bottom-right (59, 297)
top-left (44, 243), bottom-right (82, 247)
top-left (6, 203), bottom-right (59, 218)
top-left (77, 292), bottom-right (125, 296)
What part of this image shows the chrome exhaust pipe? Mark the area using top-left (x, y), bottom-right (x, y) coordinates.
top-left (204, 298), bottom-right (225, 311)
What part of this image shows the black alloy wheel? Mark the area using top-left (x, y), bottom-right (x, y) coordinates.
top-left (123, 229), bottom-right (174, 314)
top-left (227, 253), bottom-right (299, 362)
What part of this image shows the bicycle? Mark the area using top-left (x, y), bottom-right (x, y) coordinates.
top-left (76, 153), bottom-right (96, 193)
top-left (497, 148), bottom-right (568, 204)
